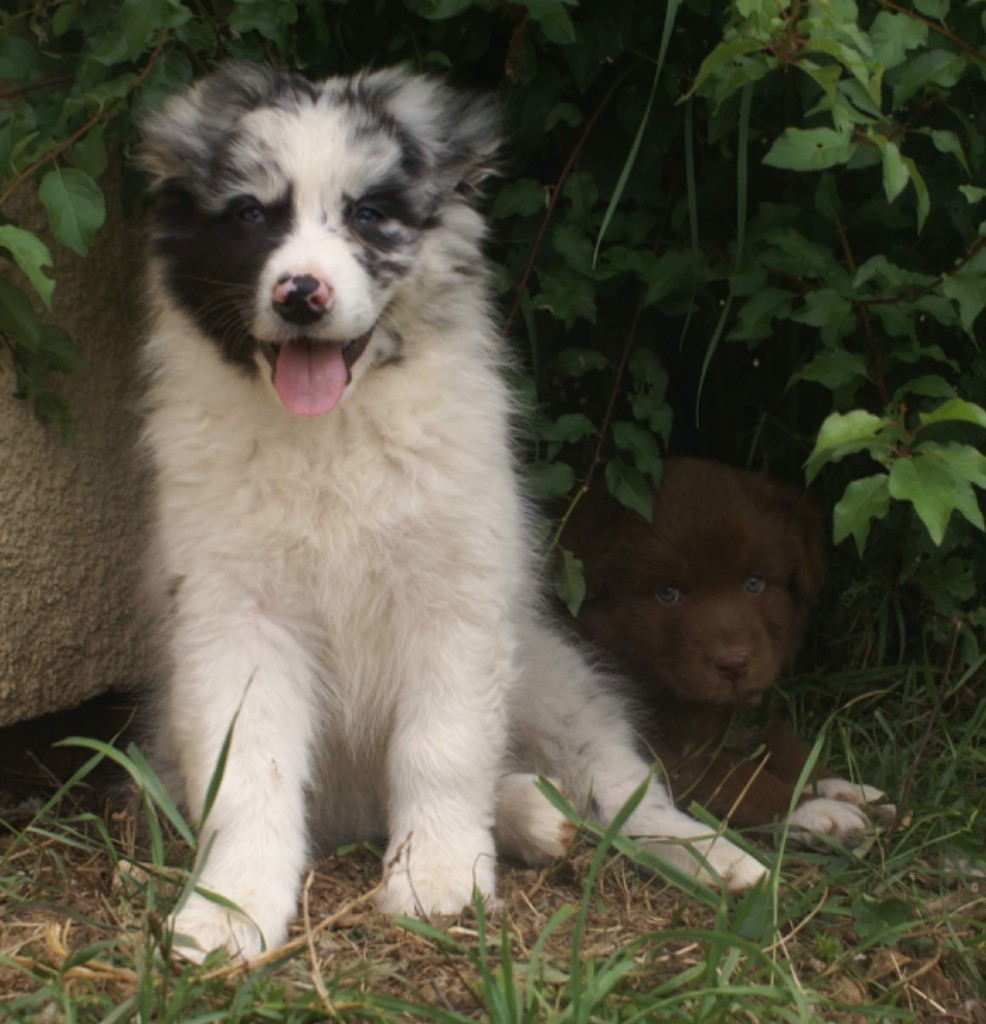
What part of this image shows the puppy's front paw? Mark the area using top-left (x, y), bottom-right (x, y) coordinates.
top-left (699, 839), bottom-right (768, 893)
top-left (786, 796), bottom-right (870, 847)
top-left (168, 893), bottom-right (272, 963)
top-left (377, 833), bottom-right (497, 918)
top-left (813, 777), bottom-right (896, 826)
top-left (640, 834), bottom-right (767, 893)
top-left (494, 773), bottom-right (577, 865)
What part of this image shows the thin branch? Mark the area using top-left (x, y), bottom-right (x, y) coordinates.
top-left (502, 65), bottom-right (634, 339)
top-left (542, 285), bottom-right (648, 569)
top-left (583, 288), bottom-right (647, 495)
top-left (0, 74), bottom-right (75, 103)
top-left (836, 216), bottom-right (890, 407)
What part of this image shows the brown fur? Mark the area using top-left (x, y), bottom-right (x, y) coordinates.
top-left (562, 458), bottom-right (829, 828)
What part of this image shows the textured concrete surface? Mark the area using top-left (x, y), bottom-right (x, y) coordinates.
top-left (0, 171), bottom-right (146, 726)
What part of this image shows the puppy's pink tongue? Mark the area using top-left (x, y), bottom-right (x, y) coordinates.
top-left (273, 341), bottom-right (347, 416)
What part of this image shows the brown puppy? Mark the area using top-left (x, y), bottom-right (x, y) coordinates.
top-left (562, 458), bottom-right (893, 841)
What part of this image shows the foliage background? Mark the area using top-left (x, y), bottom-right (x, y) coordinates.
top-left (1, 4), bottom-right (984, 1018)
top-left (1, 0), bottom-right (983, 705)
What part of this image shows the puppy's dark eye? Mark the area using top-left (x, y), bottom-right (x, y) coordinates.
top-left (744, 575), bottom-right (764, 595)
top-left (655, 586), bottom-right (681, 606)
top-left (237, 201), bottom-right (265, 224)
top-left (354, 206), bottom-right (382, 227)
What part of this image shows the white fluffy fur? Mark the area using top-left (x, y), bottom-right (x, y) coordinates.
top-left (142, 66), bottom-right (766, 962)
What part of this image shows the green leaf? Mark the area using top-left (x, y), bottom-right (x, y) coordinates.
top-left (555, 348), bottom-right (608, 377)
top-left (538, 412), bottom-right (596, 452)
top-left (629, 393), bottom-right (673, 443)
top-left (686, 37), bottom-right (766, 99)
top-left (853, 254), bottom-right (935, 292)
top-left (888, 454), bottom-right (984, 545)
top-left (763, 127), bottom-right (855, 171)
top-left (422, 51), bottom-right (453, 69)
top-left (39, 325), bottom-right (87, 373)
top-left (605, 458), bottom-right (652, 521)
top-left (869, 12), bottom-right (928, 69)
top-left (0, 226), bottom-right (55, 307)
top-left (792, 349), bottom-right (868, 392)
top-left (72, 127), bottom-right (108, 179)
top-left (412, 0), bottom-right (476, 17)
top-left (789, 288), bottom-right (857, 345)
top-left (552, 223), bottom-right (594, 274)
top-left (554, 547), bottom-right (586, 617)
top-left (941, 249), bottom-right (986, 336)
top-left (0, 37), bottom-right (41, 81)
top-left (833, 474), bottom-right (891, 554)
top-left (872, 135), bottom-right (909, 202)
top-left (959, 185), bottom-right (986, 204)
top-left (761, 228), bottom-right (840, 280)
top-left (901, 156), bottom-right (930, 232)
top-left (120, 0), bottom-right (169, 60)
top-left (526, 460), bottom-right (575, 498)
top-left (917, 441), bottom-right (986, 489)
top-left (727, 287), bottom-right (795, 342)
top-left (546, 102), bottom-right (582, 130)
top-left (629, 349), bottom-right (668, 397)
top-left (533, 268), bottom-right (596, 328)
top-left (0, 278), bottom-right (42, 349)
top-left (918, 397), bottom-right (986, 430)
top-left (891, 374), bottom-right (955, 402)
top-left (38, 168), bottom-right (106, 257)
top-left (228, 0), bottom-right (298, 42)
top-left (523, 0), bottom-right (578, 45)
top-left (612, 421), bottom-right (663, 487)
top-left (492, 179), bottom-right (544, 219)
top-left (929, 130), bottom-right (970, 174)
top-left (895, 342), bottom-right (959, 370)
top-left (913, 0), bottom-right (948, 16)
top-left (890, 49), bottom-right (965, 107)
top-left (804, 410), bottom-right (890, 482)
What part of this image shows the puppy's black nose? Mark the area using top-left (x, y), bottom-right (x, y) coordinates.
top-left (714, 651), bottom-right (750, 682)
top-left (272, 274), bottom-right (334, 326)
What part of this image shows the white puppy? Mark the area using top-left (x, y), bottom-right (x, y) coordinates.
top-left (140, 64), bottom-right (766, 961)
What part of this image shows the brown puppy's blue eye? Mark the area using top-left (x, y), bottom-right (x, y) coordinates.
top-left (744, 575), bottom-right (764, 594)
top-left (655, 586), bottom-right (681, 606)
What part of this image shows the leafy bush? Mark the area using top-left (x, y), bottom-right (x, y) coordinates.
top-left (1, 0), bottom-right (983, 663)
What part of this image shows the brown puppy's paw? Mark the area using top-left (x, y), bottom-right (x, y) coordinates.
top-left (786, 797), bottom-right (871, 847)
top-left (814, 777), bottom-right (897, 826)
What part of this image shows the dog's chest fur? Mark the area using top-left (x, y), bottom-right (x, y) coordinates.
top-left (144, 305), bottom-right (527, 780)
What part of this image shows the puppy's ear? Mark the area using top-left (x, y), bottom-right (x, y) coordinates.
top-left (140, 62), bottom-right (314, 190)
top-left (361, 68), bottom-right (501, 200)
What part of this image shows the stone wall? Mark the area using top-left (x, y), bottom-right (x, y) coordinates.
top-left (0, 175), bottom-right (146, 726)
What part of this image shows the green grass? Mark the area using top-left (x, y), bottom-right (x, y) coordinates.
top-left (1, 659), bottom-right (983, 1023)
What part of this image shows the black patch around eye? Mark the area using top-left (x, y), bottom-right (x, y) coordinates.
top-left (347, 183), bottom-right (422, 232)
top-left (150, 182), bottom-right (294, 370)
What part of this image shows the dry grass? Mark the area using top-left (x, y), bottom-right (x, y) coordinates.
top-left (2, 765), bottom-right (984, 1023)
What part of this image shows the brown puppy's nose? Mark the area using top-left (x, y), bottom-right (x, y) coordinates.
top-left (272, 274), bottom-right (334, 326)
top-left (714, 651), bottom-right (750, 682)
